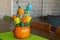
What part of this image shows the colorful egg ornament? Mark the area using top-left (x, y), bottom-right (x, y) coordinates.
top-left (26, 3), bottom-right (32, 11)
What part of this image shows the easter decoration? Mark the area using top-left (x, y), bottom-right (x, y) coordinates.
top-left (11, 3), bottom-right (32, 39)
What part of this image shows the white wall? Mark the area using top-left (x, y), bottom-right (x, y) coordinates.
top-left (13, 0), bottom-right (60, 17)
top-left (44, 0), bottom-right (60, 16)
top-left (13, 0), bottom-right (41, 18)
top-left (0, 0), bottom-right (11, 19)
top-left (0, 0), bottom-right (60, 19)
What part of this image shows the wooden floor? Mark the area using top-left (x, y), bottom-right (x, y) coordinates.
top-left (0, 19), bottom-right (60, 40)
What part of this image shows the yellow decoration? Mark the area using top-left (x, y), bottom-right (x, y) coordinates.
top-left (22, 15), bottom-right (32, 23)
top-left (14, 17), bottom-right (20, 24)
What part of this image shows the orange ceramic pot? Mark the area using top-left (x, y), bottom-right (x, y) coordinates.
top-left (13, 26), bottom-right (30, 38)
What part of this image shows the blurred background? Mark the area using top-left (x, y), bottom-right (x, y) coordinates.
top-left (0, 0), bottom-right (60, 20)
top-left (13, 0), bottom-right (60, 18)
top-left (0, 0), bottom-right (11, 32)
top-left (0, 0), bottom-right (11, 19)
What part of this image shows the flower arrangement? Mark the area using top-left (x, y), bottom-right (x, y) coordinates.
top-left (11, 3), bottom-right (32, 38)
top-left (11, 3), bottom-right (32, 27)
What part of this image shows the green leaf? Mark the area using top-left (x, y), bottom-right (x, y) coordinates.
top-left (20, 22), bottom-right (24, 27)
top-left (25, 22), bottom-right (30, 26)
top-left (24, 10), bottom-right (29, 14)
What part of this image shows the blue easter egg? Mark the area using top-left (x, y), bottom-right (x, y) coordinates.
top-left (26, 3), bottom-right (32, 11)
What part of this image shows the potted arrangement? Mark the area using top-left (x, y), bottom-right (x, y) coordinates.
top-left (11, 3), bottom-right (32, 38)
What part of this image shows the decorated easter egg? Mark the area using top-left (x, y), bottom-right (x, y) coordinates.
top-left (26, 3), bottom-right (32, 11)
top-left (17, 7), bottom-right (24, 15)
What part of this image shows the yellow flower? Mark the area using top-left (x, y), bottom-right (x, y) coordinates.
top-left (22, 15), bottom-right (32, 23)
top-left (14, 17), bottom-right (20, 24)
